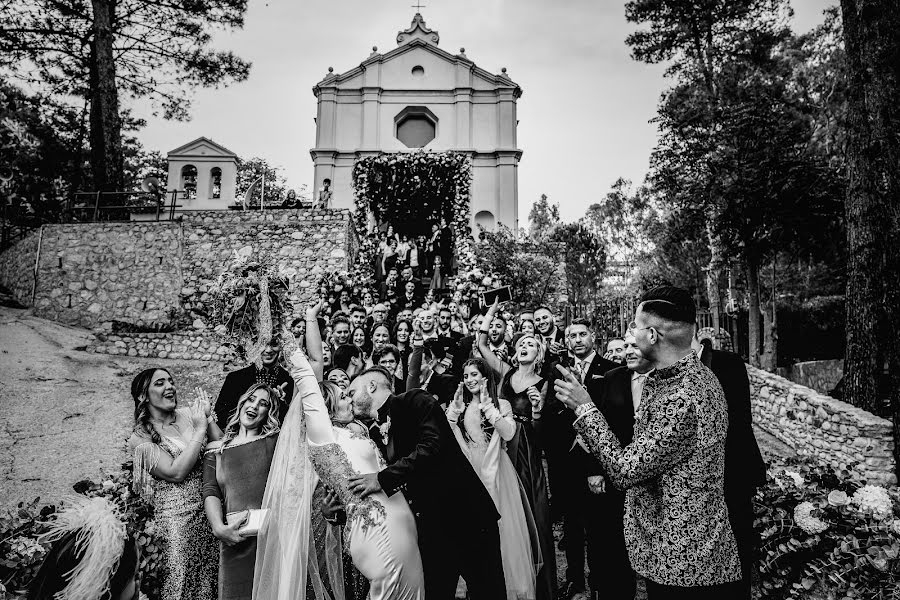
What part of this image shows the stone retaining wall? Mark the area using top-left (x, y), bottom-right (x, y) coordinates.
top-left (33, 223), bottom-right (183, 329)
top-left (179, 210), bottom-right (352, 325)
top-left (0, 209), bottom-right (353, 330)
top-left (0, 229), bottom-right (39, 305)
top-left (748, 364), bottom-right (895, 485)
top-left (88, 331), bottom-right (234, 362)
top-left (789, 359), bottom-right (844, 396)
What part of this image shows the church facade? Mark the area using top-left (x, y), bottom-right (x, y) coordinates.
top-left (310, 13), bottom-right (523, 233)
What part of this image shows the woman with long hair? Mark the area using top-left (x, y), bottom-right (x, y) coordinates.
top-left (447, 359), bottom-right (541, 600)
top-left (203, 384), bottom-right (281, 600)
top-left (477, 300), bottom-right (556, 600)
top-left (351, 326), bottom-right (370, 355)
top-left (127, 368), bottom-right (219, 600)
top-left (393, 319), bottom-right (412, 380)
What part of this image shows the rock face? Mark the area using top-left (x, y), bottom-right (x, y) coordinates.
top-left (748, 363), bottom-right (896, 486)
top-left (0, 209), bottom-right (353, 330)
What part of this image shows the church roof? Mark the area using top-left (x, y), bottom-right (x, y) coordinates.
top-left (167, 136), bottom-right (238, 158)
top-left (314, 13), bottom-right (521, 97)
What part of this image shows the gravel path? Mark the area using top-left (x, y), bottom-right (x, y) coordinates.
top-left (0, 306), bottom-right (227, 509)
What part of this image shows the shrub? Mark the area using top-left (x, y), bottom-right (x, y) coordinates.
top-left (757, 457), bottom-right (900, 598)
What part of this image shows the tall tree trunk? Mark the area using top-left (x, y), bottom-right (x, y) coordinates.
top-left (746, 258), bottom-right (761, 368)
top-left (89, 0), bottom-right (123, 193)
top-left (839, 0), bottom-right (900, 423)
top-left (761, 260), bottom-right (778, 372)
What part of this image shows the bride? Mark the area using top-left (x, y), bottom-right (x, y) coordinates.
top-left (252, 333), bottom-right (424, 600)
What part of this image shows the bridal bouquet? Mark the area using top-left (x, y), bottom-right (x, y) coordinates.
top-left (209, 246), bottom-right (293, 364)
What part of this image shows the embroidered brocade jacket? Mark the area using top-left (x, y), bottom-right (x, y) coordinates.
top-left (573, 352), bottom-right (741, 587)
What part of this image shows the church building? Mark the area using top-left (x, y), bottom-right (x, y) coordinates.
top-left (310, 12), bottom-right (523, 233)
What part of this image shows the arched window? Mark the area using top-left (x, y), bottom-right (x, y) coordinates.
top-left (181, 164), bottom-right (197, 200)
top-left (474, 210), bottom-right (496, 233)
top-left (210, 167), bottom-right (222, 199)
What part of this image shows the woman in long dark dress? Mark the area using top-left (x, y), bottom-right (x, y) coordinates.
top-left (477, 300), bottom-right (556, 600)
top-left (203, 383), bottom-right (280, 600)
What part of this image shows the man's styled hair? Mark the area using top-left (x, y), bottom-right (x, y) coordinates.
top-left (372, 344), bottom-right (401, 365)
top-left (349, 304), bottom-right (366, 315)
top-left (331, 314), bottom-right (351, 328)
top-left (533, 305), bottom-right (554, 316)
top-left (639, 286), bottom-right (697, 324)
top-left (569, 317), bottom-right (592, 330)
top-left (352, 366), bottom-right (393, 387)
top-left (332, 344), bottom-right (363, 370)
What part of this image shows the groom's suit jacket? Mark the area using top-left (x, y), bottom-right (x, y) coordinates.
top-left (374, 389), bottom-right (500, 529)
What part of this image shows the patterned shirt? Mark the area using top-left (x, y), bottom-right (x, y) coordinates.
top-left (573, 351), bottom-right (741, 586)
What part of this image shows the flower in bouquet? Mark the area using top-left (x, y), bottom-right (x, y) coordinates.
top-left (827, 490), bottom-right (850, 507)
top-left (851, 485), bottom-right (894, 520)
top-left (794, 501), bottom-right (828, 534)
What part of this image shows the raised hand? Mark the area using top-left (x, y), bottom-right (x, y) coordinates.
top-left (553, 364), bottom-right (593, 410)
top-left (193, 387), bottom-right (212, 417)
top-left (452, 383), bottom-right (466, 410)
top-left (526, 385), bottom-right (544, 415)
top-left (189, 398), bottom-right (207, 430)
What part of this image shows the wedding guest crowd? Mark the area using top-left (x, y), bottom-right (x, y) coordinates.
top-left (46, 277), bottom-right (765, 600)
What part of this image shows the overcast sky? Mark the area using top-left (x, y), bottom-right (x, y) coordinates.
top-left (135, 0), bottom-right (833, 222)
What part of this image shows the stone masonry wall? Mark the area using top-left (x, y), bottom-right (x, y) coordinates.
top-left (0, 229), bottom-right (39, 305)
top-left (88, 331), bottom-right (235, 362)
top-left (789, 359), bottom-right (844, 396)
top-left (179, 210), bottom-right (352, 327)
top-left (0, 209), bottom-right (354, 330)
top-left (33, 223), bottom-right (183, 329)
top-left (748, 364), bottom-right (895, 486)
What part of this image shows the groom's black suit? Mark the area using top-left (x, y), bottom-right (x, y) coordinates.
top-left (373, 388), bottom-right (506, 600)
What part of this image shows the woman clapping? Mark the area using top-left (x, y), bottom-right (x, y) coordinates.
top-left (128, 368), bottom-right (219, 600)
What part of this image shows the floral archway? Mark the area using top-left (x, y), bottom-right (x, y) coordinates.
top-left (349, 150), bottom-right (476, 284)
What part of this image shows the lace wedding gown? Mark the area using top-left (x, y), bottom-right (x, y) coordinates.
top-left (254, 349), bottom-right (424, 600)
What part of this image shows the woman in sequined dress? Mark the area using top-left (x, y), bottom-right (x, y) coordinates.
top-left (255, 345), bottom-right (424, 600)
top-left (446, 359), bottom-right (540, 600)
top-left (128, 368), bottom-right (219, 600)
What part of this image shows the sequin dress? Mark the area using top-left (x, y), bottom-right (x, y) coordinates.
top-left (130, 409), bottom-right (218, 600)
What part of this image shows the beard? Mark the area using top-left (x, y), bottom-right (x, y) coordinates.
top-left (352, 389), bottom-right (375, 419)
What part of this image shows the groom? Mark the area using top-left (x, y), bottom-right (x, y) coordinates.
top-left (346, 367), bottom-right (507, 600)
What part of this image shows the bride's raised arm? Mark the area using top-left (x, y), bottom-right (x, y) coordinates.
top-left (284, 339), bottom-right (335, 447)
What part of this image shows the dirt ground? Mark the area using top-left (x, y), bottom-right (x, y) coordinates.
top-left (0, 305), bottom-right (226, 508)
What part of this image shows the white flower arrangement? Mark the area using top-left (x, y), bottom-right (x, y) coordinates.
top-left (851, 485), bottom-right (894, 520)
top-left (794, 501), bottom-right (828, 534)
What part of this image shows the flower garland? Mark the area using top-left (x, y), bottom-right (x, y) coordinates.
top-left (350, 150), bottom-right (474, 290)
top-left (208, 245), bottom-right (293, 364)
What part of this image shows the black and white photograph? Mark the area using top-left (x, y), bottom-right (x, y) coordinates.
top-left (0, 1), bottom-right (898, 599)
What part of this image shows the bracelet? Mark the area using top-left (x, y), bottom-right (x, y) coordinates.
top-left (207, 414), bottom-right (217, 424)
top-left (574, 404), bottom-right (598, 419)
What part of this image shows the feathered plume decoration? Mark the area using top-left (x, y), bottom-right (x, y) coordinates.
top-left (41, 496), bottom-right (127, 600)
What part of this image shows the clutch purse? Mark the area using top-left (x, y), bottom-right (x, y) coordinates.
top-left (225, 509), bottom-right (268, 537)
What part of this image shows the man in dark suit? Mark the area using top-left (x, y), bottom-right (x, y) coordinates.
top-left (534, 305), bottom-right (566, 366)
top-left (696, 336), bottom-right (766, 599)
top-left (406, 337), bottom-right (459, 407)
top-left (347, 367), bottom-right (506, 600)
top-left (214, 338), bottom-right (294, 426)
top-left (547, 318), bottom-right (621, 599)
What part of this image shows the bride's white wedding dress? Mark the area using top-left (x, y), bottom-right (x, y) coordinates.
top-left (253, 349), bottom-right (424, 600)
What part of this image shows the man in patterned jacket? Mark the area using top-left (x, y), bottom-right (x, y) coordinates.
top-left (555, 286), bottom-right (742, 599)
